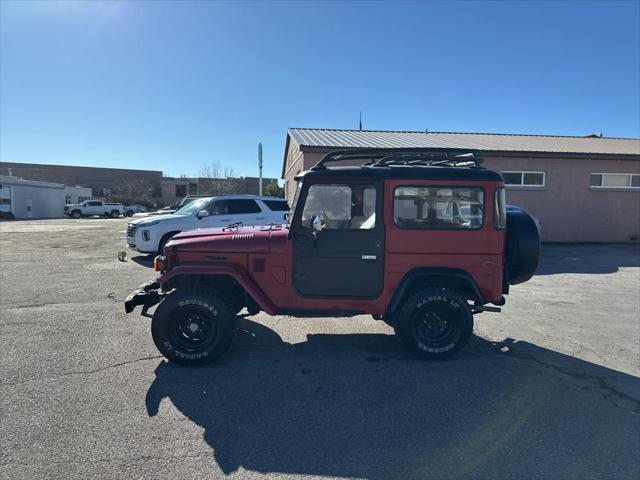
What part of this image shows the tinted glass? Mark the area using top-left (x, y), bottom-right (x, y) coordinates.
top-left (301, 183), bottom-right (376, 229)
top-left (394, 187), bottom-right (484, 230)
top-left (228, 199), bottom-right (261, 214)
top-left (503, 172), bottom-right (522, 185)
top-left (590, 174), bottom-right (602, 187)
top-left (523, 172), bottom-right (545, 186)
top-left (631, 175), bottom-right (640, 187)
top-left (263, 200), bottom-right (290, 211)
top-left (207, 200), bottom-right (228, 215)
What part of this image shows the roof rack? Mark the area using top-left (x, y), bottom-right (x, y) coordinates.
top-left (312, 148), bottom-right (484, 170)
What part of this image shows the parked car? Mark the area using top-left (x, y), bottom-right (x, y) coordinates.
top-left (125, 148), bottom-right (540, 366)
top-left (126, 195), bottom-right (289, 254)
top-left (124, 205), bottom-right (147, 216)
top-left (65, 200), bottom-right (125, 218)
top-left (147, 195), bottom-right (209, 216)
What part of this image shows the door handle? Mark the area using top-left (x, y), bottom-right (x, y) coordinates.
top-left (361, 255), bottom-right (377, 260)
top-left (256, 217), bottom-right (265, 220)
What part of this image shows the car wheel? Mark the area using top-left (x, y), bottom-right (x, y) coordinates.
top-left (394, 287), bottom-right (473, 360)
top-left (111, 210), bottom-right (120, 218)
top-left (71, 210), bottom-right (81, 219)
top-left (157, 231), bottom-right (179, 255)
top-left (151, 288), bottom-right (235, 366)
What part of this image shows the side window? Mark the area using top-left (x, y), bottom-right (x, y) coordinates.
top-left (207, 200), bottom-right (228, 215)
top-left (228, 199), bottom-right (262, 214)
top-left (263, 200), bottom-right (290, 211)
top-left (393, 187), bottom-right (484, 230)
top-left (494, 188), bottom-right (506, 230)
top-left (300, 183), bottom-right (376, 229)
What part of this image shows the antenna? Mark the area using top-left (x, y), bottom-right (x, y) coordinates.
top-left (359, 111), bottom-right (362, 131)
top-left (258, 143), bottom-right (263, 195)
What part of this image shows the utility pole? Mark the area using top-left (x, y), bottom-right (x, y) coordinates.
top-left (258, 142), bottom-right (263, 196)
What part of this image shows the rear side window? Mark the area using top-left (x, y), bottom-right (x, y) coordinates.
top-left (393, 187), bottom-right (484, 230)
top-left (494, 188), bottom-right (506, 230)
top-left (263, 200), bottom-right (290, 211)
top-left (227, 199), bottom-right (262, 214)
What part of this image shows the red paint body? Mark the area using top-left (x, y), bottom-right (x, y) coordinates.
top-left (159, 177), bottom-right (505, 316)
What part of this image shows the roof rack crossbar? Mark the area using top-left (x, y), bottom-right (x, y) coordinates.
top-left (312, 148), bottom-right (483, 170)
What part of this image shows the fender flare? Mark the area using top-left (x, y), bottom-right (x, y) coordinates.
top-left (386, 267), bottom-right (484, 314)
top-left (156, 264), bottom-right (277, 315)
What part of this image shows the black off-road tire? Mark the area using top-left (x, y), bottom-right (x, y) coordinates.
top-left (151, 289), bottom-right (235, 366)
top-left (157, 231), bottom-right (180, 255)
top-left (394, 287), bottom-right (473, 360)
top-left (71, 210), bottom-right (81, 219)
top-left (111, 210), bottom-right (120, 218)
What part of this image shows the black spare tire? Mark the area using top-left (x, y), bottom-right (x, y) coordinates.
top-left (506, 205), bottom-right (540, 285)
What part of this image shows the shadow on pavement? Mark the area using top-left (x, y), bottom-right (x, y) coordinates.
top-left (130, 254), bottom-right (154, 268)
top-left (536, 244), bottom-right (640, 275)
top-left (145, 318), bottom-right (640, 480)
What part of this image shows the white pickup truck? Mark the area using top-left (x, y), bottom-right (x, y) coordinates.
top-left (65, 200), bottom-right (125, 219)
top-left (126, 195), bottom-right (289, 254)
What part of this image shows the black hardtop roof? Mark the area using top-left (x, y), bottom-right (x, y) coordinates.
top-left (297, 165), bottom-right (503, 181)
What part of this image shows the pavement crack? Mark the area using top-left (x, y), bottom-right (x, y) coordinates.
top-left (1, 355), bottom-right (164, 387)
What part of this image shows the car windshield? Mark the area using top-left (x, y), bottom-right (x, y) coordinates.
top-left (174, 198), bottom-right (211, 215)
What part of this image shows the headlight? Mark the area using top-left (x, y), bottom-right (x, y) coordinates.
top-left (142, 230), bottom-right (151, 241)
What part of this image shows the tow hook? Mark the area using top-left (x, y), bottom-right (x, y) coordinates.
top-left (124, 281), bottom-right (162, 317)
top-left (472, 302), bottom-right (502, 314)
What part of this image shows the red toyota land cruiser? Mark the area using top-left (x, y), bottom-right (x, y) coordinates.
top-left (125, 148), bottom-right (540, 366)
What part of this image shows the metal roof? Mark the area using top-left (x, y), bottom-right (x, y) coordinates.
top-left (288, 128), bottom-right (640, 156)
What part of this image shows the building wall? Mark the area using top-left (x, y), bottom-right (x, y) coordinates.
top-left (0, 178), bottom-right (65, 219)
top-left (0, 162), bottom-right (163, 198)
top-left (63, 186), bottom-right (93, 204)
top-left (483, 155), bottom-right (640, 242)
top-left (283, 147), bottom-right (640, 242)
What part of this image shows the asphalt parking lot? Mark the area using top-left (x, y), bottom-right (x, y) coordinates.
top-left (1, 218), bottom-right (639, 480)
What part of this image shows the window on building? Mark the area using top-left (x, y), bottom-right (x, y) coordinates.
top-left (590, 173), bottom-right (640, 189)
top-left (393, 186), bottom-right (484, 230)
top-left (175, 184), bottom-right (187, 197)
top-left (503, 171), bottom-right (546, 187)
top-left (188, 183), bottom-right (198, 194)
top-left (65, 196), bottom-right (72, 204)
top-left (301, 183), bottom-right (377, 229)
top-left (0, 198), bottom-right (10, 205)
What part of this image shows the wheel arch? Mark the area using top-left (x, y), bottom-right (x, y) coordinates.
top-left (386, 267), bottom-right (484, 315)
top-left (157, 265), bottom-right (277, 315)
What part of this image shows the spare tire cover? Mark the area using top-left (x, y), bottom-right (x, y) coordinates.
top-left (506, 206), bottom-right (540, 285)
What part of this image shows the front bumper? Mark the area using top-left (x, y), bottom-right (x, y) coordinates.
top-left (124, 281), bottom-right (161, 316)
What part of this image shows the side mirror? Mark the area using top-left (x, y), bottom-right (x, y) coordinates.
top-left (197, 210), bottom-right (209, 219)
top-left (310, 215), bottom-right (323, 233)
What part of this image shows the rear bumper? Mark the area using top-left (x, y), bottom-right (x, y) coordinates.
top-left (124, 281), bottom-right (161, 315)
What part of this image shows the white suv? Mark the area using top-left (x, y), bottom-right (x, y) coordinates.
top-left (126, 195), bottom-right (289, 254)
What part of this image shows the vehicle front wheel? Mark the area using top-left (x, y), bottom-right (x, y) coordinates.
top-left (151, 289), bottom-right (235, 366)
top-left (71, 210), bottom-right (81, 219)
top-left (157, 231), bottom-right (179, 255)
top-left (111, 210), bottom-right (120, 218)
top-left (394, 287), bottom-right (473, 360)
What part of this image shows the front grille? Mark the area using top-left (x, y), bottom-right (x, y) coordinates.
top-left (127, 224), bottom-right (137, 237)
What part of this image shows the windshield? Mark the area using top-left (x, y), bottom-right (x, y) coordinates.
top-left (286, 181), bottom-right (302, 225)
top-left (174, 198), bottom-right (211, 215)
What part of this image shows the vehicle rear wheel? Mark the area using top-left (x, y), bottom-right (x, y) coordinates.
top-left (151, 289), bottom-right (235, 366)
top-left (111, 210), bottom-right (120, 218)
top-left (71, 210), bottom-right (81, 219)
top-left (394, 287), bottom-right (473, 360)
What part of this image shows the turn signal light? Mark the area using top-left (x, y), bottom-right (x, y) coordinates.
top-left (154, 255), bottom-right (167, 272)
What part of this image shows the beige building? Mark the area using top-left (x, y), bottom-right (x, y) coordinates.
top-left (281, 128), bottom-right (640, 242)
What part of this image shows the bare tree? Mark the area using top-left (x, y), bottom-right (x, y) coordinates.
top-left (198, 161), bottom-right (244, 195)
top-left (265, 181), bottom-right (284, 198)
top-left (107, 178), bottom-right (156, 207)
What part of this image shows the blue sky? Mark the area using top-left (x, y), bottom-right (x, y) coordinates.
top-left (1, 0), bottom-right (639, 180)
